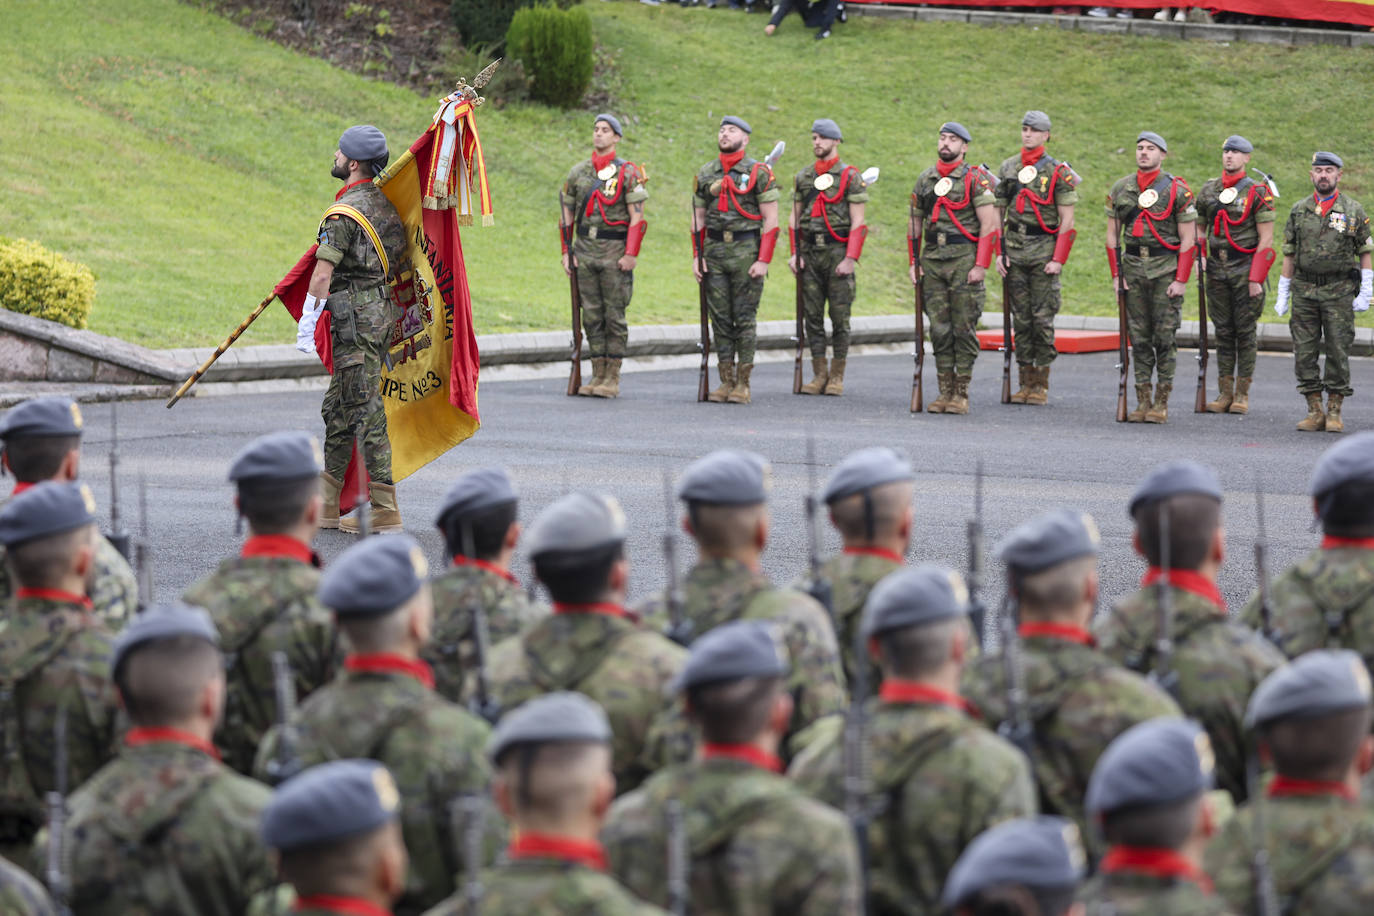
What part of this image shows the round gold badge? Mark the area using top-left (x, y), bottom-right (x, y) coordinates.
top-left (934, 176), bottom-right (954, 198)
top-left (1017, 165), bottom-right (1037, 185)
top-left (596, 164), bottom-right (617, 181)
top-left (1218, 187), bottom-right (1238, 205)
top-left (813, 173), bottom-right (835, 192)
top-left (1138, 188), bottom-right (1159, 209)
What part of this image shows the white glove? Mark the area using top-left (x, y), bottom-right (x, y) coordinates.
top-left (1354, 268), bottom-right (1373, 312)
top-left (296, 294), bottom-right (326, 354)
top-left (1274, 275), bottom-right (1291, 317)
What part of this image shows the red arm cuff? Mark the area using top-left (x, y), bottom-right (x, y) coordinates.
top-left (975, 232), bottom-right (997, 269)
top-left (1249, 247), bottom-right (1277, 283)
top-left (758, 227), bottom-right (780, 264)
top-left (1174, 246), bottom-right (1196, 283)
top-left (1052, 228), bottom-right (1077, 265)
top-left (560, 224), bottom-right (569, 255)
top-left (625, 220), bottom-right (647, 257)
top-left (845, 225), bottom-right (868, 262)
top-left (908, 236), bottom-right (917, 265)
top-left (692, 228), bottom-right (703, 261)
top-left (1106, 245), bottom-right (1119, 279)
top-left (788, 226), bottom-right (797, 256)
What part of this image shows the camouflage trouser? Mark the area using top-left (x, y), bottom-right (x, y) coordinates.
top-left (322, 286), bottom-right (395, 484)
top-left (576, 255), bottom-right (632, 360)
top-left (1005, 254), bottom-right (1061, 367)
top-left (1123, 262), bottom-right (1182, 386)
top-left (705, 237), bottom-right (765, 365)
top-left (1291, 277), bottom-right (1358, 396)
top-left (921, 248), bottom-right (983, 376)
top-left (800, 241), bottom-right (855, 360)
top-left (1205, 258), bottom-right (1264, 378)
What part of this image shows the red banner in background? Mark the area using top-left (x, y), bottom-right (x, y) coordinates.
top-left (845, 0), bottom-right (1374, 30)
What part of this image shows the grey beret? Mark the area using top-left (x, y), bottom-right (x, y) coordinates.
top-left (811, 118), bottom-right (842, 141)
top-left (721, 115), bottom-right (752, 134)
top-left (0, 481), bottom-right (97, 547)
top-left (317, 533), bottom-right (428, 617)
top-left (677, 450), bottom-right (770, 506)
top-left (436, 467), bottom-right (518, 526)
top-left (0, 397), bottom-right (83, 440)
top-left (1313, 151), bottom-right (1344, 168)
top-left (339, 125), bottom-right (388, 162)
top-left (594, 113), bottom-right (624, 137)
top-left (942, 816), bottom-right (1086, 907)
top-left (1246, 649), bottom-right (1373, 729)
top-left (1022, 110), bottom-right (1052, 132)
top-left (523, 491), bottom-right (627, 557)
top-left (261, 759), bottom-right (401, 851)
top-left (939, 121), bottom-right (972, 143)
top-left (997, 508), bottom-right (1100, 576)
top-left (1309, 432), bottom-right (1374, 499)
top-left (861, 565), bottom-right (969, 640)
top-left (487, 691), bottom-right (612, 763)
top-left (1222, 135), bottom-right (1253, 154)
top-left (822, 447), bottom-right (914, 504)
top-left (228, 431), bottom-right (322, 484)
top-left (1086, 719), bottom-right (1214, 816)
top-left (111, 600), bottom-right (219, 675)
top-left (674, 619), bottom-right (787, 692)
top-left (1128, 460), bottom-right (1223, 516)
top-left (1137, 131), bottom-right (1168, 152)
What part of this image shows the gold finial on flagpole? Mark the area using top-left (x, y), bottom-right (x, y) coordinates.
top-left (453, 59), bottom-right (501, 108)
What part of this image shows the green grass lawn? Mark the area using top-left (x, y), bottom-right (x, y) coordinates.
top-left (4, 0), bottom-right (1374, 348)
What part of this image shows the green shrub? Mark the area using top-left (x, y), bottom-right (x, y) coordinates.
top-left (506, 4), bottom-right (593, 109)
top-left (451, 0), bottom-right (529, 47)
top-left (0, 238), bottom-right (96, 329)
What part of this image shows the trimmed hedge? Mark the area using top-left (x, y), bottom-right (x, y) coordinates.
top-left (0, 238), bottom-right (96, 329)
top-left (506, 4), bottom-right (593, 109)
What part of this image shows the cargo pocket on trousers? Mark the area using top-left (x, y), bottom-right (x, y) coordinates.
top-left (340, 363), bottom-right (371, 408)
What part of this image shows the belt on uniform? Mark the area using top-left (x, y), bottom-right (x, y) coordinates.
top-left (1295, 268), bottom-right (1359, 286)
top-left (804, 231), bottom-right (847, 247)
top-left (577, 224), bottom-right (628, 241)
top-left (924, 230), bottom-right (975, 246)
top-left (1007, 223), bottom-right (1052, 237)
top-left (706, 228), bottom-right (760, 243)
top-left (1123, 244), bottom-right (1177, 258)
top-left (1207, 245), bottom-right (1240, 263)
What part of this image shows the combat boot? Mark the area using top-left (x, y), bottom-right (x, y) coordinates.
top-left (727, 364), bottom-right (753, 404)
top-left (1026, 366), bottom-right (1050, 406)
top-left (1296, 393), bottom-right (1326, 432)
top-left (1145, 383), bottom-right (1171, 423)
top-left (823, 358), bottom-right (846, 396)
top-left (320, 471), bottom-right (343, 530)
top-left (799, 358), bottom-right (828, 395)
top-left (1127, 384), bottom-right (1153, 423)
top-left (1009, 364), bottom-right (1033, 404)
top-left (945, 374), bottom-right (972, 415)
top-left (927, 372), bottom-right (955, 413)
top-left (708, 360), bottom-right (735, 402)
top-left (1229, 377), bottom-right (1251, 414)
top-left (339, 482), bottom-right (404, 533)
top-left (1327, 393), bottom-right (1344, 433)
top-left (578, 358), bottom-right (605, 397)
top-left (1206, 375), bottom-right (1234, 413)
top-left (591, 359), bottom-right (621, 398)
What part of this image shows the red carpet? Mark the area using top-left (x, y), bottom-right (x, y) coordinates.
top-left (976, 328), bottom-right (1121, 353)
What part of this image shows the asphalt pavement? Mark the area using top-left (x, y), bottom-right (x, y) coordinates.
top-left (79, 347), bottom-right (1369, 620)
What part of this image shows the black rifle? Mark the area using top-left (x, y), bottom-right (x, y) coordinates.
top-left (106, 404), bottom-right (132, 562)
top-left (1150, 504), bottom-right (1179, 698)
top-left (461, 522), bottom-right (501, 724)
top-left (693, 221), bottom-right (710, 403)
top-left (911, 234), bottom-right (925, 413)
top-left (1254, 483), bottom-right (1277, 643)
top-left (662, 471), bottom-right (693, 646)
top-left (965, 462), bottom-right (988, 647)
top-left (792, 196), bottom-right (806, 395)
top-left (997, 596), bottom-right (1037, 772)
top-left (1247, 755), bottom-right (1280, 916)
top-left (135, 474), bottom-right (152, 608)
top-left (562, 207), bottom-right (583, 396)
top-left (455, 793), bottom-right (488, 915)
top-left (843, 624), bottom-right (874, 914)
top-left (1000, 251), bottom-right (1013, 405)
top-left (1195, 235), bottom-right (1210, 413)
top-left (1115, 244), bottom-right (1130, 423)
top-left (45, 705), bottom-right (72, 916)
top-left (264, 650), bottom-right (304, 785)
top-left (804, 435), bottom-right (837, 637)
top-left (665, 798), bottom-right (690, 916)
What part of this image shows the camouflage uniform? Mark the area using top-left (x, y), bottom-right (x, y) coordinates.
top-left (911, 162), bottom-right (995, 378)
top-left (1206, 792), bottom-right (1374, 914)
top-left (1106, 172), bottom-right (1198, 387)
top-left (1197, 173), bottom-right (1276, 381)
top-left (1078, 870), bottom-right (1234, 915)
top-left (789, 691), bottom-right (1037, 914)
top-left (253, 661), bottom-right (493, 915)
top-left (603, 756), bottom-right (863, 914)
top-left (0, 855), bottom-right (54, 914)
top-left (637, 557), bottom-right (848, 758)
top-left (1096, 584), bottom-right (1285, 802)
top-left (423, 560), bottom-right (547, 706)
top-left (1240, 543), bottom-right (1374, 673)
top-left (423, 859), bottom-right (667, 916)
top-left (561, 156), bottom-right (649, 362)
top-left (793, 161), bottom-right (869, 361)
top-left (41, 735), bottom-right (275, 914)
top-left (1282, 192), bottom-right (1373, 398)
top-left (0, 523), bottom-right (137, 631)
top-left (315, 181), bottom-right (407, 482)
top-left (995, 151), bottom-right (1079, 368)
top-left (790, 548), bottom-right (902, 687)
top-left (961, 630), bottom-right (1182, 847)
top-left (182, 545), bottom-right (340, 775)
top-left (693, 156), bottom-right (781, 367)
top-left (485, 609), bottom-right (687, 792)
top-left (0, 594), bottom-right (118, 867)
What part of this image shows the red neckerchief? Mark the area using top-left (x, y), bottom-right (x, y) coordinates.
top-left (1100, 846), bottom-right (1213, 894)
top-left (935, 157), bottom-right (961, 178)
top-left (10, 482), bottom-right (35, 496)
top-left (814, 156), bottom-right (839, 175)
top-left (701, 742), bottom-right (783, 773)
top-left (241, 534), bottom-right (316, 566)
top-left (1268, 776), bottom-right (1358, 802)
top-left (1221, 169), bottom-right (1247, 189)
top-left (591, 149), bottom-right (617, 174)
top-left (1018, 622), bottom-right (1096, 647)
top-left (1021, 146), bottom-right (1046, 168)
top-left (293, 896), bottom-right (392, 916)
top-left (509, 833), bottom-right (608, 871)
top-left (1323, 536), bottom-right (1374, 551)
top-left (344, 653), bottom-right (436, 690)
top-left (1315, 192), bottom-right (1338, 218)
top-left (1140, 568), bottom-right (1226, 613)
top-left (879, 679), bottom-right (976, 716)
top-left (453, 554), bottom-right (520, 585)
top-left (124, 727), bottom-right (222, 761)
top-left (552, 601), bottom-right (632, 619)
top-left (719, 150), bottom-right (745, 173)
top-left (334, 179), bottom-right (371, 201)
top-left (843, 546), bottom-right (904, 564)
top-left (15, 587), bottom-right (92, 610)
top-left (1136, 168), bottom-right (1162, 192)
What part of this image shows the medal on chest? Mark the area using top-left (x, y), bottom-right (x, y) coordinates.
top-left (1330, 211), bottom-right (1348, 232)
top-left (1138, 188), bottom-right (1159, 209)
top-left (596, 164), bottom-right (617, 181)
top-left (814, 172), bottom-right (835, 192)
top-left (1017, 165), bottom-right (1037, 185)
top-left (1218, 186), bottom-right (1238, 206)
top-left (733, 171), bottom-right (751, 191)
top-left (934, 176), bottom-right (954, 198)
